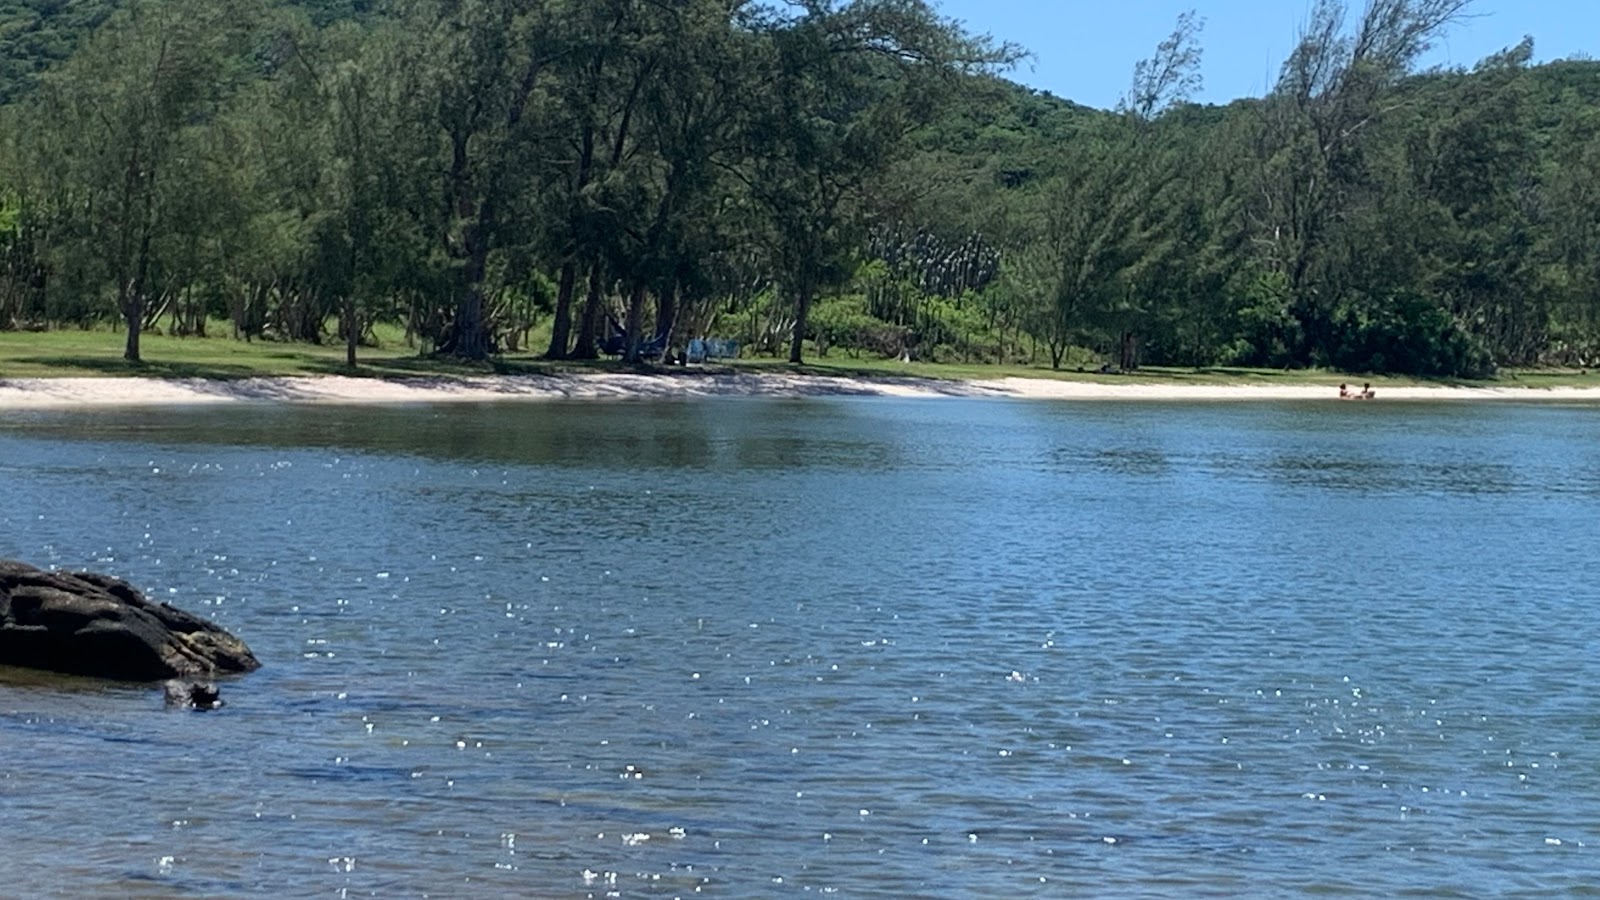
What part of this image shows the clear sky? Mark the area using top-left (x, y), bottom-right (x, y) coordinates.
top-left (933, 0), bottom-right (1600, 109)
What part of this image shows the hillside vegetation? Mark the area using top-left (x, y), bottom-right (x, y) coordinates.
top-left (1, 0), bottom-right (1597, 378)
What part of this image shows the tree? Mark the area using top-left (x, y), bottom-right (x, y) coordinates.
top-left (538, 0), bottom-right (646, 361)
top-left (608, 0), bottom-right (749, 363)
top-left (1003, 12), bottom-right (1200, 371)
top-left (4, 0), bottom-right (1599, 377)
top-left (1004, 130), bottom-right (1136, 369)
top-left (0, 0), bottom-right (119, 104)
top-left (1251, 0), bottom-right (1475, 365)
top-left (282, 20), bottom-right (431, 368)
top-left (389, 0), bottom-right (562, 360)
top-left (22, 0), bottom-right (263, 362)
top-left (1402, 39), bottom-right (1540, 366)
top-left (738, 0), bottom-right (1018, 364)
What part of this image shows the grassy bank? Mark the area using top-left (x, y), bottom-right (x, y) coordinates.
top-left (2, 323), bottom-right (1596, 390)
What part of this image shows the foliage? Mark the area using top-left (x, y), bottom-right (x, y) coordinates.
top-left (1329, 290), bottom-right (1495, 377)
top-left (0, 0), bottom-right (1596, 379)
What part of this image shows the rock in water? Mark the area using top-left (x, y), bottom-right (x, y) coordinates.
top-left (0, 560), bottom-right (260, 681)
top-left (164, 679), bottom-right (224, 709)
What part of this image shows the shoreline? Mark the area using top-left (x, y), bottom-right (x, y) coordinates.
top-left (1, 372), bottom-right (1599, 409)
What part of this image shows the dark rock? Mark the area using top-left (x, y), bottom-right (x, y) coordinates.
top-left (164, 679), bottom-right (223, 709)
top-left (0, 560), bottom-right (260, 682)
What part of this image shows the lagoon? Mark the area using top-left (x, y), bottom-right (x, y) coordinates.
top-left (2, 396), bottom-right (1599, 896)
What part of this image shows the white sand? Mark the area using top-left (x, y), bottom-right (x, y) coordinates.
top-left (0, 372), bottom-right (1596, 410)
top-left (982, 377), bottom-right (1600, 403)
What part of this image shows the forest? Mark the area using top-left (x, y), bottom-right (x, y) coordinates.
top-left (0, 0), bottom-right (1598, 377)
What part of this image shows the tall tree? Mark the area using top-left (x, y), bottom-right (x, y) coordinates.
top-left (1406, 39), bottom-right (1541, 365)
top-left (392, 0), bottom-right (561, 360)
top-left (539, 0), bottom-right (643, 360)
top-left (1002, 129), bottom-right (1143, 370)
top-left (738, 0), bottom-right (1017, 364)
top-left (1251, 0), bottom-right (1474, 364)
top-left (1548, 103), bottom-right (1600, 350)
top-left (605, 0), bottom-right (750, 362)
top-left (1003, 12), bottom-right (1200, 371)
top-left (22, 0), bottom-right (262, 361)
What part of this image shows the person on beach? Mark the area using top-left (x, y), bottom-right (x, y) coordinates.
top-left (1339, 384), bottom-right (1351, 399)
top-left (1362, 382), bottom-right (1375, 399)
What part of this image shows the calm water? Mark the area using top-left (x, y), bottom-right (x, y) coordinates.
top-left (2, 396), bottom-right (1600, 897)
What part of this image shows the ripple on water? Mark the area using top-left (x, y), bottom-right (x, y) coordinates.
top-left (2, 400), bottom-right (1600, 895)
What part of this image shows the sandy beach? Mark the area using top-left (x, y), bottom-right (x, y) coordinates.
top-left (0, 372), bottom-right (1597, 409)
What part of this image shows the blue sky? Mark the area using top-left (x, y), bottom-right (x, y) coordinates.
top-left (933, 0), bottom-right (1600, 108)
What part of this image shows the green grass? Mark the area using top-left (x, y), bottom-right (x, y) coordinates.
top-left (0, 325), bottom-right (400, 379)
top-left (3, 323), bottom-right (1598, 389)
top-left (0, 321), bottom-right (662, 379)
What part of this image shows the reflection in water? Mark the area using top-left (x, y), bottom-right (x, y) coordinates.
top-left (1265, 454), bottom-right (1523, 495)
top-left (1089, 447), bottom-right (1170, 477)
top-left (0, 397), bottom-right (1599, 896)
top-left (3, 399), bottom-right (915, 474)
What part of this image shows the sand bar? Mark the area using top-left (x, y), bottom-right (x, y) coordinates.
top-left (0, 373), bottom-right (1598, 410)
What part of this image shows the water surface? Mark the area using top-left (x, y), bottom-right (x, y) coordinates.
top-left (2, 397), bottom-right (1599, 897)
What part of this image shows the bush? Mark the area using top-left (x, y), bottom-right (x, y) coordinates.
top-left (808, 295), bottom-right (908, 358)
top-left (1331, 292), bottom-right (1496, 378)
top-left (1227, 271), bottom-right (1301, 368)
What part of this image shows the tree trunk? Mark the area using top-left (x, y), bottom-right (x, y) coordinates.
top-left (343, 295), bottom-right (359, 369)
top-left (655, 281), bottom-right (677, 353)
top-left (192, 289), bottom-right (207, 338)
top-left (572, 262), bottom-right (603, 360)
top-left (549, 110), bottom-right (598, 359)
top-left (455, 291), bottom-right (490, 359)
top-left (788, 281), bottom-right (813, 365)
top-left (544, 260), bottom-right (578, 359)
top-left (121, 223), bottom-right (154, 363)
top-left (122, 293), bottom-right (143, 363)
top-left (452, 218), bottom-right (493, 360)
top-left (622, 281), bottom-right (647, 363)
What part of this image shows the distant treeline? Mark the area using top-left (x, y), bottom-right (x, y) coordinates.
top-left (0, 0), bottom-right (1597, 376)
